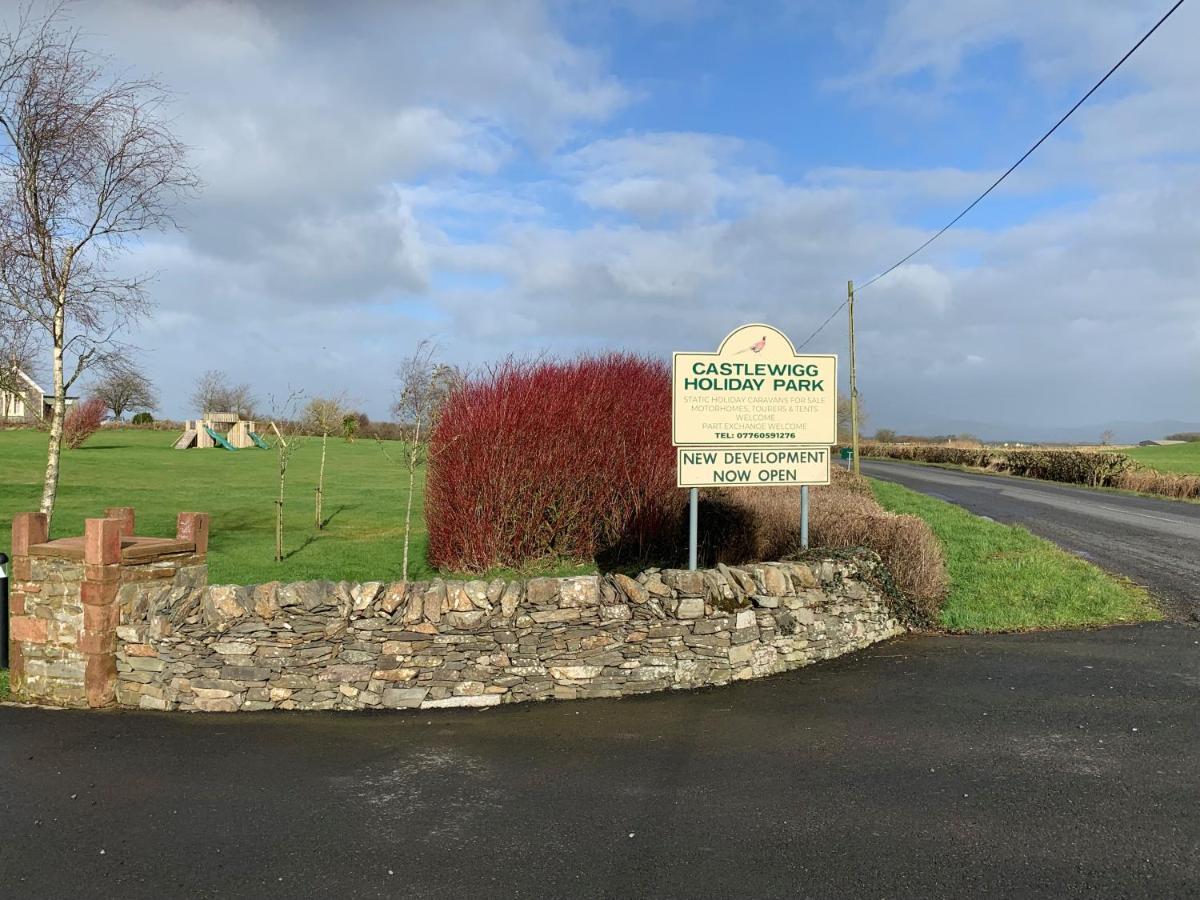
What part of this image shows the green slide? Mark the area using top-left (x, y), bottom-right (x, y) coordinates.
top-left (204, 427), bottom-right (237, 451)
top-left (249, 431), bottom-right (270, 449)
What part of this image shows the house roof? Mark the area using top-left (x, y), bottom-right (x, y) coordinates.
top-left (3, 368), bottom-right (68, 398)
top-left (4, 367), bottom-right (77, 401)
top-left (17, 368), bottom-right (43, 394)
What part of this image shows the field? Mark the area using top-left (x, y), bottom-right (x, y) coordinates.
top-left (0, 428), bottom-right (434, 584)
top-left (1125, 442), bottom-right (1200, 474)
top-left (0, 428), bottom-right (1162, 638)
top-left (870, 479), bottom-right (1159, 632)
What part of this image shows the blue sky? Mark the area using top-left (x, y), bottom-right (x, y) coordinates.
top-left (34, 0), bottom-right (1200, 437)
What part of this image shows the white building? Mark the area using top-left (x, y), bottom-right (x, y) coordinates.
top-left (1, 368), bottom-right (77, 423)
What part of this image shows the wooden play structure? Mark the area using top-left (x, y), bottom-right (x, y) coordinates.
top-left (174, 412), bottom-right (270, 451)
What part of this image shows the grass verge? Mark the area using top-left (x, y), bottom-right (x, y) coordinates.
top-left (869, 479), bottom-right (1160, 632)
top-left (1, 669), bottom-right (8, 701)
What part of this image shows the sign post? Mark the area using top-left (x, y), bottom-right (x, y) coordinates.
top-left (0, 551), bottom-right (8, 669)
top-left (800, 485), bottom-right (810, 550)
top-left (688, 488), bottom-right (699, 571)
top-left (672, 324), bottom-right (837, 569)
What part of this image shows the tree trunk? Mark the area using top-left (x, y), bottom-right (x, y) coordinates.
top-left (276, 462), bottom-right (287, 563)
top-left (39, 305), bottom-right (67, 530)
top-left (402, 457), bottom-right (416, 583)
top-left (401, 420), bottom-right (421, 582)
top-left (316, 431), bottom-right (327, 529)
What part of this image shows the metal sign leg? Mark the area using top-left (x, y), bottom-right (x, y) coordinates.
top-left (0, 552), bottom-right (8, 669)
top-left (688, 487), bottom-right (698, 571)
top-left (800, 485), bottom-right (809, 550)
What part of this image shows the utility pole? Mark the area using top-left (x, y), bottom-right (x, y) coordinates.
top-left (847, 279), bottom-right (860, 475)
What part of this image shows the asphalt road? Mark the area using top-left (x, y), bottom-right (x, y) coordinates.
top-left (2, 624), bottom-right (1198, 899)
top-left (863, 460), bottom-right (1200, 619)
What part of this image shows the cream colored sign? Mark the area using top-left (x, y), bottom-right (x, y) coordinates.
top-left (677, 446), bottom-right (831, 488)
top-left (672, 324), bottom-right (837, 446)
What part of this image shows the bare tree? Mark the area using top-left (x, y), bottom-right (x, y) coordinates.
top-left (386, 341), bottom-right (460, 581)
top-left (269, 390), bottom-right (305, 563)
top-left (89, 360), bottom-right (156, 420)
top-left (190, 369), bottom-right (225, 415)
top-left (837, 391), bottom-right (867, 443)
top-left (1100, 429), bottom-right (1116, 447)
top-left (226, 382), bottom-right (257, 420)
top-left (303, 393), bottom-right (350, 529)
top-left (0, 7), bottom-right (198, 526)
top-left (190, 369), bottom-right (255, 418)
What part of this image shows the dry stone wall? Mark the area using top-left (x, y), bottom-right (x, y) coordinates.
top-left (9, 507), bottom-right (905, 712)
top-left (115, 556), bottom-right (904, 712)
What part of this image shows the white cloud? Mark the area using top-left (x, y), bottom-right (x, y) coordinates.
top-left (869, 264), bottom-right (955, 314)
top-left (44, 0), bottom-right (631, 414)
top-left (19, 0), bottom-right (1195, 435)
top-left (561, 133), bottom-right (757, 220)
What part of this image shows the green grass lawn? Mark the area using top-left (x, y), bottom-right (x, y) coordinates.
top-left (0, 426), bottom-right (1162, 673)
top-left (1124, 441), bottom-right (1200, 474)
top-left (1, 428), bottom-right (436, 584)
top-left (870, 479), bottom-right (1160, 632)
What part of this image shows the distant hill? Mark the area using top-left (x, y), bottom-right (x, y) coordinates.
top-left (875, 418), bottom-right (1200, 445)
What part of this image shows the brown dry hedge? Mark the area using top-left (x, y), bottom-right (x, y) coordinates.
top-left (699, 467), bottom-right (948, 624)
top-left (863, 442), bottom-right (1200, 499)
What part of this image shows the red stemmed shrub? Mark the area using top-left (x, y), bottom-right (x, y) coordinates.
top-left (426, 354), bottom-right (680, 572)
top-left (63, 396), bottom-right (107, 449)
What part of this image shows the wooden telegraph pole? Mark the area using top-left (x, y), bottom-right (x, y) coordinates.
top-left (847, 280), bottom-right (860, 475)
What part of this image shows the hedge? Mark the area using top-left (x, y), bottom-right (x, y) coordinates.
top-left (425, 354), bottom-right (680, 571)
top-left (864, 442), bottom-right (1200, 498)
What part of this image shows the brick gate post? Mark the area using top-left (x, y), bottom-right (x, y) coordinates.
top-left (80, 517), bottom-right (123, 708)
top-left (7, 512), bottom-right (49, 698)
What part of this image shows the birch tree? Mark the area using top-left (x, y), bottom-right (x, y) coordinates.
top-left (0, 8), bottom-right (197, 527)
top-left (388, 341), bottom-right (459, 581)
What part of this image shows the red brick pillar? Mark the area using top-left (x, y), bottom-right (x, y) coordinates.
top-left (105, 507), bottom-right (136, 538)
top-left (177, 512), bottom-right (210, 555)
top-left (8, 512), bottom-right (49, 696)
top-left (80, 517), bottom-right (122, 708)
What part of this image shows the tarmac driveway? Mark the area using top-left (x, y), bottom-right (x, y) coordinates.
top-left (1, 623), bottom-right (1197, 898)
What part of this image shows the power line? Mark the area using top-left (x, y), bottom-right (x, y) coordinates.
top-left (796, 300), bottom-right (846, 350)
top-left (794, 0), bottom-right (1187, 351)
top-left (856, 0), bottom-right (1184, 293)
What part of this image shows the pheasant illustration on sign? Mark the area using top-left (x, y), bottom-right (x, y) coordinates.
top-left (737, 335), bottom-right (767, 355)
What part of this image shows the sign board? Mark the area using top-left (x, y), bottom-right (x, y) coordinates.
top-left (840, 447), bottom-right (854, 460)
top-left (672, 324), bottom-right (837, 446)
top-left (677, 446), bottom-right (831, 488)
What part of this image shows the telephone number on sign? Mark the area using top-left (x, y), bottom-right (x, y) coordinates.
top-left (736, 431), bottom-right (796, 439)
